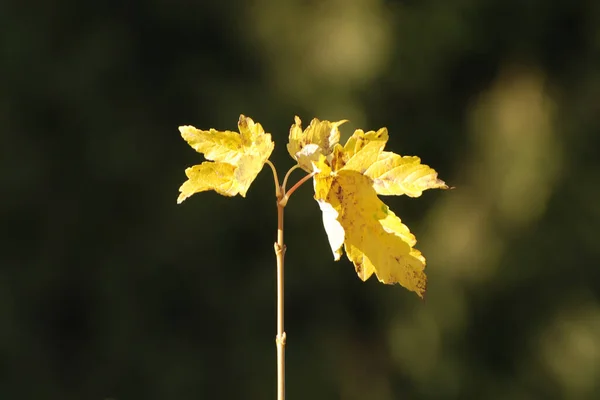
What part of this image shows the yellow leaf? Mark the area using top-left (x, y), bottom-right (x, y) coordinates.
top-left (287, 116), bottom-right (347, 172)
top-left (177, 115), bottom-right (274, 203)
top-left (177, 163), bottom-right (238, 203)
top-left (314, 167), bottom-right (427, 297)
top-left (310, 122), bottom-right (450, 297)
top-left (364, 152), bottom-right (449, 197)
top-left (341, 128), bottom-right (388, 172)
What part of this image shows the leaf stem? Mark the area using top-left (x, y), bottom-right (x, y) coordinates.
top-left (281, 172), bottom-right (316, 205)
top-left (265, 160), bottom-right (281, 197)
top-left (281, 164), bottom-right (301, 194)
top-left (275, 192), bottom-right (287, 400)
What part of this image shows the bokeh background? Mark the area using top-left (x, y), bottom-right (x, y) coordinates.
top-left (2, 0), bottom-right (600, 398)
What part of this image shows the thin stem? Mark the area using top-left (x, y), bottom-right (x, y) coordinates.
top-left (274, 195), bottom-right (286, 400)
top-left (281, 164), bottom-right (301, 194)
top-left (281, 172), bottom-right (317, 205)
top-left (265, 160), bottom-right (282, 197)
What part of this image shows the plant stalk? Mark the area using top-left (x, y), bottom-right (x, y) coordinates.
top-left (275, 197), bottom-right (286, 400)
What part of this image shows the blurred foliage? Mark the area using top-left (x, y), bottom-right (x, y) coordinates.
top-left (1, 0), bottom-right (599, 399)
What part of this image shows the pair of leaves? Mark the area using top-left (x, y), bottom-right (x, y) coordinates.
top-left (178, 115), bottom-right (449, 297)
top-left (177, 115), bottom-right (274, 203)
top-left (288, 118), bottom-right (448, 297)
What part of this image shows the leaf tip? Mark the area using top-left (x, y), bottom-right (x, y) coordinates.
top-left (415, 275), bottom-right (427, 299)
top-left (238, 114), bottom-right (248, 128)
top-left (437, 178), bottom-right (454, 191)
top-left (178, 125), bottom-right (194, 136)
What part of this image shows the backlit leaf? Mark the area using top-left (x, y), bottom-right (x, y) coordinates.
top-left (298, 119), bottom-right (450, 297)
top-left (314, 161), bottom-right (427, 297)
top-left (365, 152), bottom-right (449, 197)
top-left (177, 115), bottom-right (274, 203)
top-left (287, 116), bottom-right (347, 172)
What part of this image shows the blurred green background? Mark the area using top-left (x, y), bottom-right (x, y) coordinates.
top-left (2, 0), bottom-right (599, 399)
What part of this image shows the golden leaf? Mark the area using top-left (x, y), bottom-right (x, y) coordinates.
top-left (287, 116), bottom-right (347, 172)
top-left (365, 152), bottom-right (449, 197)
top-left (305, 123), bottom-right (450, 297)
top-left (177, 115), bottom-right (274, 203)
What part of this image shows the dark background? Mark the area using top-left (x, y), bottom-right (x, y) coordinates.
top-left (2, 0), bottom-right (600, 399)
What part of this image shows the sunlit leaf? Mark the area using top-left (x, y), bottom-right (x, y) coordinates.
top-left (302, 121), bottom-right (450, 297)
top-left (365, 152), bottom-right (449, 197)
top-left (177, 115), bottom-right (274, 203)
top-left (287, 116), bottom-right (347, 172)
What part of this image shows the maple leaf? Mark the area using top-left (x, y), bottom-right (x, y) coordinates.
top-left (287, 116), bottom-right (347, 172)
top-left (300, 122), bottom-right (449, 298)
top-left (177, 115), bottom-right (274, 203)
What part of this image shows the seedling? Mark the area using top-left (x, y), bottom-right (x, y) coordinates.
top-left (177, 115), bottom-right (450, 400)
